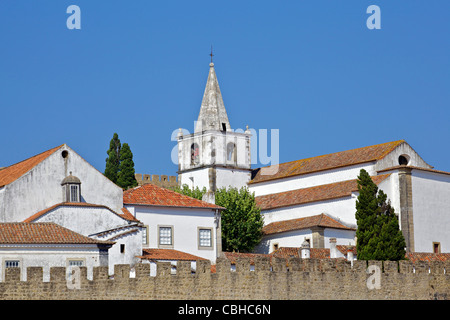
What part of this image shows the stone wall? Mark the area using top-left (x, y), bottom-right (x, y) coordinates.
top-left (135, 174), bottom-right (178, 189)
top-left (0, 258), bottom-right (448, 300)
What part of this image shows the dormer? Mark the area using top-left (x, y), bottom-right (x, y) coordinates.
top-left (61, 172), bottom-right (81, 202)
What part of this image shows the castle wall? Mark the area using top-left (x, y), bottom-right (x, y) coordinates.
top-left (0, 258), bottom-right (448, 300)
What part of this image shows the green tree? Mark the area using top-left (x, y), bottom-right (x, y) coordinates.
top-left (171, 184), bottom-right (206, 200)
top-left (116, 143), bottom-right (138, 189)
top-left (216, 186), bottom-right (264, 253)
top-left (355, 169), bottom-right (406, 260)
top-left (104, 133), bottom-right (121, 183)
top-left (173, 185), bottom-right (264, 252)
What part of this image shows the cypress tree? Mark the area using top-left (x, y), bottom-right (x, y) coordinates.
top-left (355, 169), bottom-right (406, 260)
top-left (104, 133), bottom-right (121, 183)
top-left (116, 143), bottom-right (138, 189)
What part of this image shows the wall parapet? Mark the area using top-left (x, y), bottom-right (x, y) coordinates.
top-left (135, 174), bottom-right (178, 189)
top-left (0, 258), bottom-right (448, 300)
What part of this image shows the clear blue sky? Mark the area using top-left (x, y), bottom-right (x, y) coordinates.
top-left (1, 1), bottom-right (449, 177)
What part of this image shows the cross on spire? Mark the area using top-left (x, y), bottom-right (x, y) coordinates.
top-left (210, 46), bottom-right (214, 63)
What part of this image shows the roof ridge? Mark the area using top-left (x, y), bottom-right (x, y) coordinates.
top-left (0, 144), bottom-right (65, 188)
top-left (250, 140), bottom-right (405, 184)
top-left (258, 140), bottom-right (405, 170)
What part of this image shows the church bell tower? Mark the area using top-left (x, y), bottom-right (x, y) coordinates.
top-left (177, 61), bottom-right (252, 198)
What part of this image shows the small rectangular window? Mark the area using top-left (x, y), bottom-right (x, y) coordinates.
top-left (433, 242), bottom-right (441, 254)
top-left (142, 226), bottom-right (149, 245)
top-left (70, 185), bottom-right (79, 202)
top-left (5, 260), bottom-right (20, 268)
top-left (199, 229), bottom-right (212, 247)
top-left (68, 260), bottom-right (84, 267)
top-left (120, 244), bottom-right (125, 253)
top-left (222, 123), bottom-right (226, 132)
top-left (159, 227), bottom-right (172, 246)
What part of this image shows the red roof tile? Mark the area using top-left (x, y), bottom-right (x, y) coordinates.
top-left (23, 202), bottom-right (140, 223)
top-left (123, 183), bottom-right (224, 210)
top-left (0, 222), bottom-right (113, 245)
top-left (406, 252), bottom-right (450, 263)
top-left (0, 145), bottom-right (63, 188)
top-left (139, 248), bottom-right (207, 261)
top-left (255, 174), bottom-right (391, 211)
top-left (262, 213), bottom-right (355, 236)
top-left (250, 140), bottom-right (404, 184)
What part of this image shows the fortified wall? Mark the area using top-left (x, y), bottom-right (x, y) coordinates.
top-left (0, 258), bottom-right (448, 300)
top-left (135, 174), bottom-right (178, 189)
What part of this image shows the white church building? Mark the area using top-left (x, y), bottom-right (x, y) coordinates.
top-left (177, 61), bottom-right (450, 256)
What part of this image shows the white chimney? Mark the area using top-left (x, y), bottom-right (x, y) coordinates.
top-left (301, 238), bottom-right (310, 259)
top-left (329, 238), bottom-right (337, 259)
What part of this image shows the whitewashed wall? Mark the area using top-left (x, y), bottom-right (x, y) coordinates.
top-left (0, 244), bottom-right (106, 281)
top-left (30, 205), bottom-right (143, 275)
top-left (411, 170), bottom-right (450, 253)
top-left (126, 205), bottom-right (219, 263)
top-left (0, 144), bottom-right (123, 222)
top-left (249, 162), bottom-right (376, 197)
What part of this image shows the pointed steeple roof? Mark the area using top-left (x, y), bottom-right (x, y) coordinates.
top-left (195, 62), bottom-right (231, 133)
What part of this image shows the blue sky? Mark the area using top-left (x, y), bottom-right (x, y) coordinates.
top-left (1, 1), bottom-right (449, 177)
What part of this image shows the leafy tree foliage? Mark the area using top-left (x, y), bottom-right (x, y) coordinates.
top-left (173, 185), bottom-right (264, 252)
top-left (355, 169), bottom-right (406, 260)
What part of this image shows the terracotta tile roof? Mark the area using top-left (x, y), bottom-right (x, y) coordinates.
top-left (0, 145), bottom-right (63, 188)
top-left (0, 222), bottom-right (113, 245)
top-left (250, 140), bottom-right (405, 185)
top-left (255, 174), bottom-right (391, 211)
top-left (23, 202), bottom-right (140, 223)
top-left (271, 247), bottom-right (353, 259)
top-left (139, 248), bottom-right (208, 261)
top-left (271, 248), bottom-right (449, 262)
top-left (406, 252), bottom-right (450, 263)
top-left (123, 183), bottom-right (224, 210)
top-left (378, 165), bottom-right (450, 176)
top-left (262, 213), bottom-right (355, 236)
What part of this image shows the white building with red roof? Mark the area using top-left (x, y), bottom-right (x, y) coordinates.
top-left (123, 183), bottom-right (224, 263)
top-left (0, 144), bottom-right (143, 274)
top-left (0, 222), bottom-right (113, 281)
top-left (177, 62), bottom-right (450, 256)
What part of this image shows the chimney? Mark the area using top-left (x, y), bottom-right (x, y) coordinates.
top-left (301, 238), bottom-right (310, 259)
top-left (329, 238), bottom-right (337, 259)
top-left (347, 249), bottom-right (354, 262)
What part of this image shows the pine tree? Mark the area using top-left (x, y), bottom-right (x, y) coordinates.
top-left (104, 133), bottom-right (121, 183)
top-left (355, 169), bottom-right (406, 260)
top-left (116, 143), bottom-right (138, 189)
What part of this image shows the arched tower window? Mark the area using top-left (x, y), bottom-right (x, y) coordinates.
top-left (191, 143), bottom-right (200, 165)
top-left (227, 143), bottom-right (236, 162)
top-left (61, 172), bottom-right (81, 202)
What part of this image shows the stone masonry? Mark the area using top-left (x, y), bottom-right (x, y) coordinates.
top-left (135, 174), bottom-right (178, 189)
top-left (0, 258), bottom-right (448, 300)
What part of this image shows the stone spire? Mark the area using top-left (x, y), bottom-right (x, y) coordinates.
top-left (195, 62), bottom-right (231, 133)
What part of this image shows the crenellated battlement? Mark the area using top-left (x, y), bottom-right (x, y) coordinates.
top-left (135, 174), bottom-right (179, 189)
top-left (0, 258), bottom-right (449, 300)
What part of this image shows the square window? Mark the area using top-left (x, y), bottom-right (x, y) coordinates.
top-left (199, 229), bottom-right (212, 247)
top-left (159, 227), bottom-right (172, 246)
